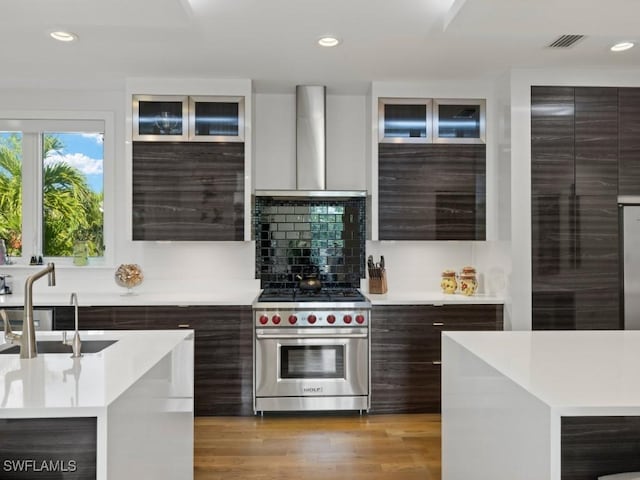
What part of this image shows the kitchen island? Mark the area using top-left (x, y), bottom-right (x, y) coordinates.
top-left (442, 331), bottom-right (640, 480)
top-left (0, 329), bottom-right (194, 480)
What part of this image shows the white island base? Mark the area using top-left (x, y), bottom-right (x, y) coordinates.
top-left (443, 331), bottom-right (640, 480)
top-left (0, 330), bottom-right (194, 480)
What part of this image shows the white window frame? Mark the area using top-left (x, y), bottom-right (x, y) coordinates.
top-left (0, 111), bottom-right (115, 267)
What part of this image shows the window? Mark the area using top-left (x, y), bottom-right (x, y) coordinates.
top-left (0, 117), bottom-right (109, 264)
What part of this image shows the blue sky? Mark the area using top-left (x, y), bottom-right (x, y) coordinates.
top-left (45, 132), bottom-right (104, 193)
top-left (1, 131), bottom-right (104, 193)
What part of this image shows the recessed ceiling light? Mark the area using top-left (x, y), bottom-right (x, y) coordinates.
top-left (50, 31), bottom-right (78, 42)
top-left (611, 42), bottom-right (634, 52)
top-left (318, 36), bottom-right (340, 48)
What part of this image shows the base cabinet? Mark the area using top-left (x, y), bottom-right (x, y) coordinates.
top-left (370, 304), bottom-right (503, 413)
top-left (54, 305), bottom-right (252, 416)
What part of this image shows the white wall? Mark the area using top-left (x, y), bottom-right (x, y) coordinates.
top-left (0, 79), bottom-right (509, 301)
top-left (253, 92), bottom-right (367, 191)
top-left (509, 67), bottom-right (640, 330)
top-left (253, 93), bottom-right (296, 190)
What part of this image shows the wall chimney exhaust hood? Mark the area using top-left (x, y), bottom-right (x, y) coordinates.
top-left (255, 85), bottom-right (365, 199)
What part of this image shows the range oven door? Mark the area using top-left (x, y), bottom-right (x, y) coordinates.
top-left (255, 327), bottom-right (368, 398)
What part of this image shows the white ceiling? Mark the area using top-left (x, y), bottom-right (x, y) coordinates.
top-left (1, 0), bottom-right (639, 93)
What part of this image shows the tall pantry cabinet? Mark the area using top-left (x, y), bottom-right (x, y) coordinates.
top-left (530, 86), bottom-right (640, 330)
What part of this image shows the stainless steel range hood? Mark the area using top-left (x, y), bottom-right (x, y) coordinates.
top-left (255, 85), bottom-right (365, 199)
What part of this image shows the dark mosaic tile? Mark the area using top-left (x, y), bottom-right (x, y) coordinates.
top-left (253, 196), bottom-right (366, 287)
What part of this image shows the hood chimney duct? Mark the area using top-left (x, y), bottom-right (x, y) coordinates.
top-left (296, 85), bottom-right (326, 190)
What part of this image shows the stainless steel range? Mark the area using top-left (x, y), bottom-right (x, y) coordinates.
top-left (253, 288), bottom-right (371, 414)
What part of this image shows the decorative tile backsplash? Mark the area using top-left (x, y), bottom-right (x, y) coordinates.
top-left (253, 196), bottom-right (366, 288)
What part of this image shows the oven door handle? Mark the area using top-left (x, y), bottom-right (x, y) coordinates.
top-left (255, 333), bottom-right (368, 340)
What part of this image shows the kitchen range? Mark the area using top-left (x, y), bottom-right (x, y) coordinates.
top-left (252, 85), bottom-right (370, 413)
top-left (252, 188), bottom-right (369, 414)
top-left (253, 287), bottom-right (371, 413)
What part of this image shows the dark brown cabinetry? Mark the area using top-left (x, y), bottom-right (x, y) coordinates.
top-left (561, 416), bottom-right (640, 480)
top-left (370, 304), bottom-right (503, 413)
top-left (378, 143), bottom-right (486, 240)
top-left (132, 141), bottom-right (244, 241)
top-left (531, 86), bottom-right (620, 330)
top-left (531, 87), bottom-right (575, 195)
top-left (54, 305), bottom-right (253, 416)
top-left (619, 88), bottom-right (640, 195)
top-left (575, 87), bottom-right (619, 196)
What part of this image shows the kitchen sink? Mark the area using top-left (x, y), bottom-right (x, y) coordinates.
top-left (0, 340), bottom-right (117, 355)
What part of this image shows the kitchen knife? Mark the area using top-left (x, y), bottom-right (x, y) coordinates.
top-left (380, 255), bottom-right (385, 271)
top-left (367, 256), bottom-right (375, 277)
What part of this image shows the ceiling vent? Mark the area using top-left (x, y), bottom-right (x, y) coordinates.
top-left (547, 35), bottom-right (585, 48)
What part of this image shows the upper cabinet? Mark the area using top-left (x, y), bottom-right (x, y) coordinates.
top-left (379, 98), bottom-right (433, 143)
top-left (433, 99), bottom-right (485, 144)
top-left (133, 94), bottom-right (244, 142)
top-left (133, 95), bottom-right (189, 141)
top-left (379, 97), bottom-right (485, 145)
top-left (188, 96), bottom-right (245, 142)
top-left (375, 95), bottom-right (487, 241)
top-left (378, 143), bottom-right (486, 241)
top-left (127, 78), bottom-right (252, 242)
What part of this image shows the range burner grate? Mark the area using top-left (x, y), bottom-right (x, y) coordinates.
top-left (258, 288), bottom-right (366, 303)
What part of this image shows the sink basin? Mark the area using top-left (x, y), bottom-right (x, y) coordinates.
top-left (0, 340), bottom-right (117, 355)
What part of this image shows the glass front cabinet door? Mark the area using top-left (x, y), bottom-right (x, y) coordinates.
top-left (188, 96), bottom-right (245, 142)
top-left (378, 98), bottom-right (433, 143)
top-left (133, 95), bottom-right (189, 141)
top-left (378, 97), bottom-right (486, 145)
top-left (133, 94), bottom-right (245, 142)
top-left (433, 99), bottom-right (486, 144)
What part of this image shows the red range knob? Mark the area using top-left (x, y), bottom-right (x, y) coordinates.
top-left (272, 315), bottom-right (281, 325)
top-left (327, 314), bottom-right (336, 324)
top-left (288, 315), bottom-right (298, 325)
top-left (259, 315), bottom-right (269, 325)
top-left (307, 314), bottom-right (317, 324)
top-left (343, 314), bottom-right (352, 324)
top-left (355, 314), bottom-right (365, 324)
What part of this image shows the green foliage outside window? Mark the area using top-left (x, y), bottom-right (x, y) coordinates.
top-left (0, 133), bottom-right (104, 258)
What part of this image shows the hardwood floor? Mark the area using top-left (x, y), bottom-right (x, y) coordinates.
top-left (194, 414), bottom-right (441, 480)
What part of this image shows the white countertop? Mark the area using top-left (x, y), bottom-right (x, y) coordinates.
top-left (0, 290), bottom-right (260, 307)
top-left (444, 330), bottom-right (640, 415)
top-left (0, 329), bottom-right (193, 415)
top-left (366, 291), bottom-right (504, 305)
top-left (0, 289), bottom-right (503, 307)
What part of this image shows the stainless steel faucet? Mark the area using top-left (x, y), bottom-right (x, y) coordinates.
top-left (63, 292), bottom-right (82, 357)
top-left (1, 262), bottom-right (56, 359)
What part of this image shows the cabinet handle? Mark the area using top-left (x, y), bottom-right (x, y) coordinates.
top-left (432, 361), bottom-right (442, 366)
top-left (432, 322), bottom-right (444, 326)
top-left (178, 324), bottom-right (191, 328)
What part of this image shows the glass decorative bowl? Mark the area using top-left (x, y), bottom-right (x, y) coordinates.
top-left (115, 264), bottom-right (144, 295)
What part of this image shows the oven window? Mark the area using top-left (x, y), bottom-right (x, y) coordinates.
top-left (281, 345), bottom-right (345, 379)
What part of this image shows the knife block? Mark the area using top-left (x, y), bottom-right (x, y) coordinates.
top-left (368, 270), bottom-right (388, 294)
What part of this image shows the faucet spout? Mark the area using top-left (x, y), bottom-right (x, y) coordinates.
top-left (21, 262), bottom-right (56, 359)
top-left (64, 292), bottom-right (82, 358)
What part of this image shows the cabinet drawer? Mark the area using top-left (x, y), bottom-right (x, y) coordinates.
top-left (370, 361), bottom-right (441, 413)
